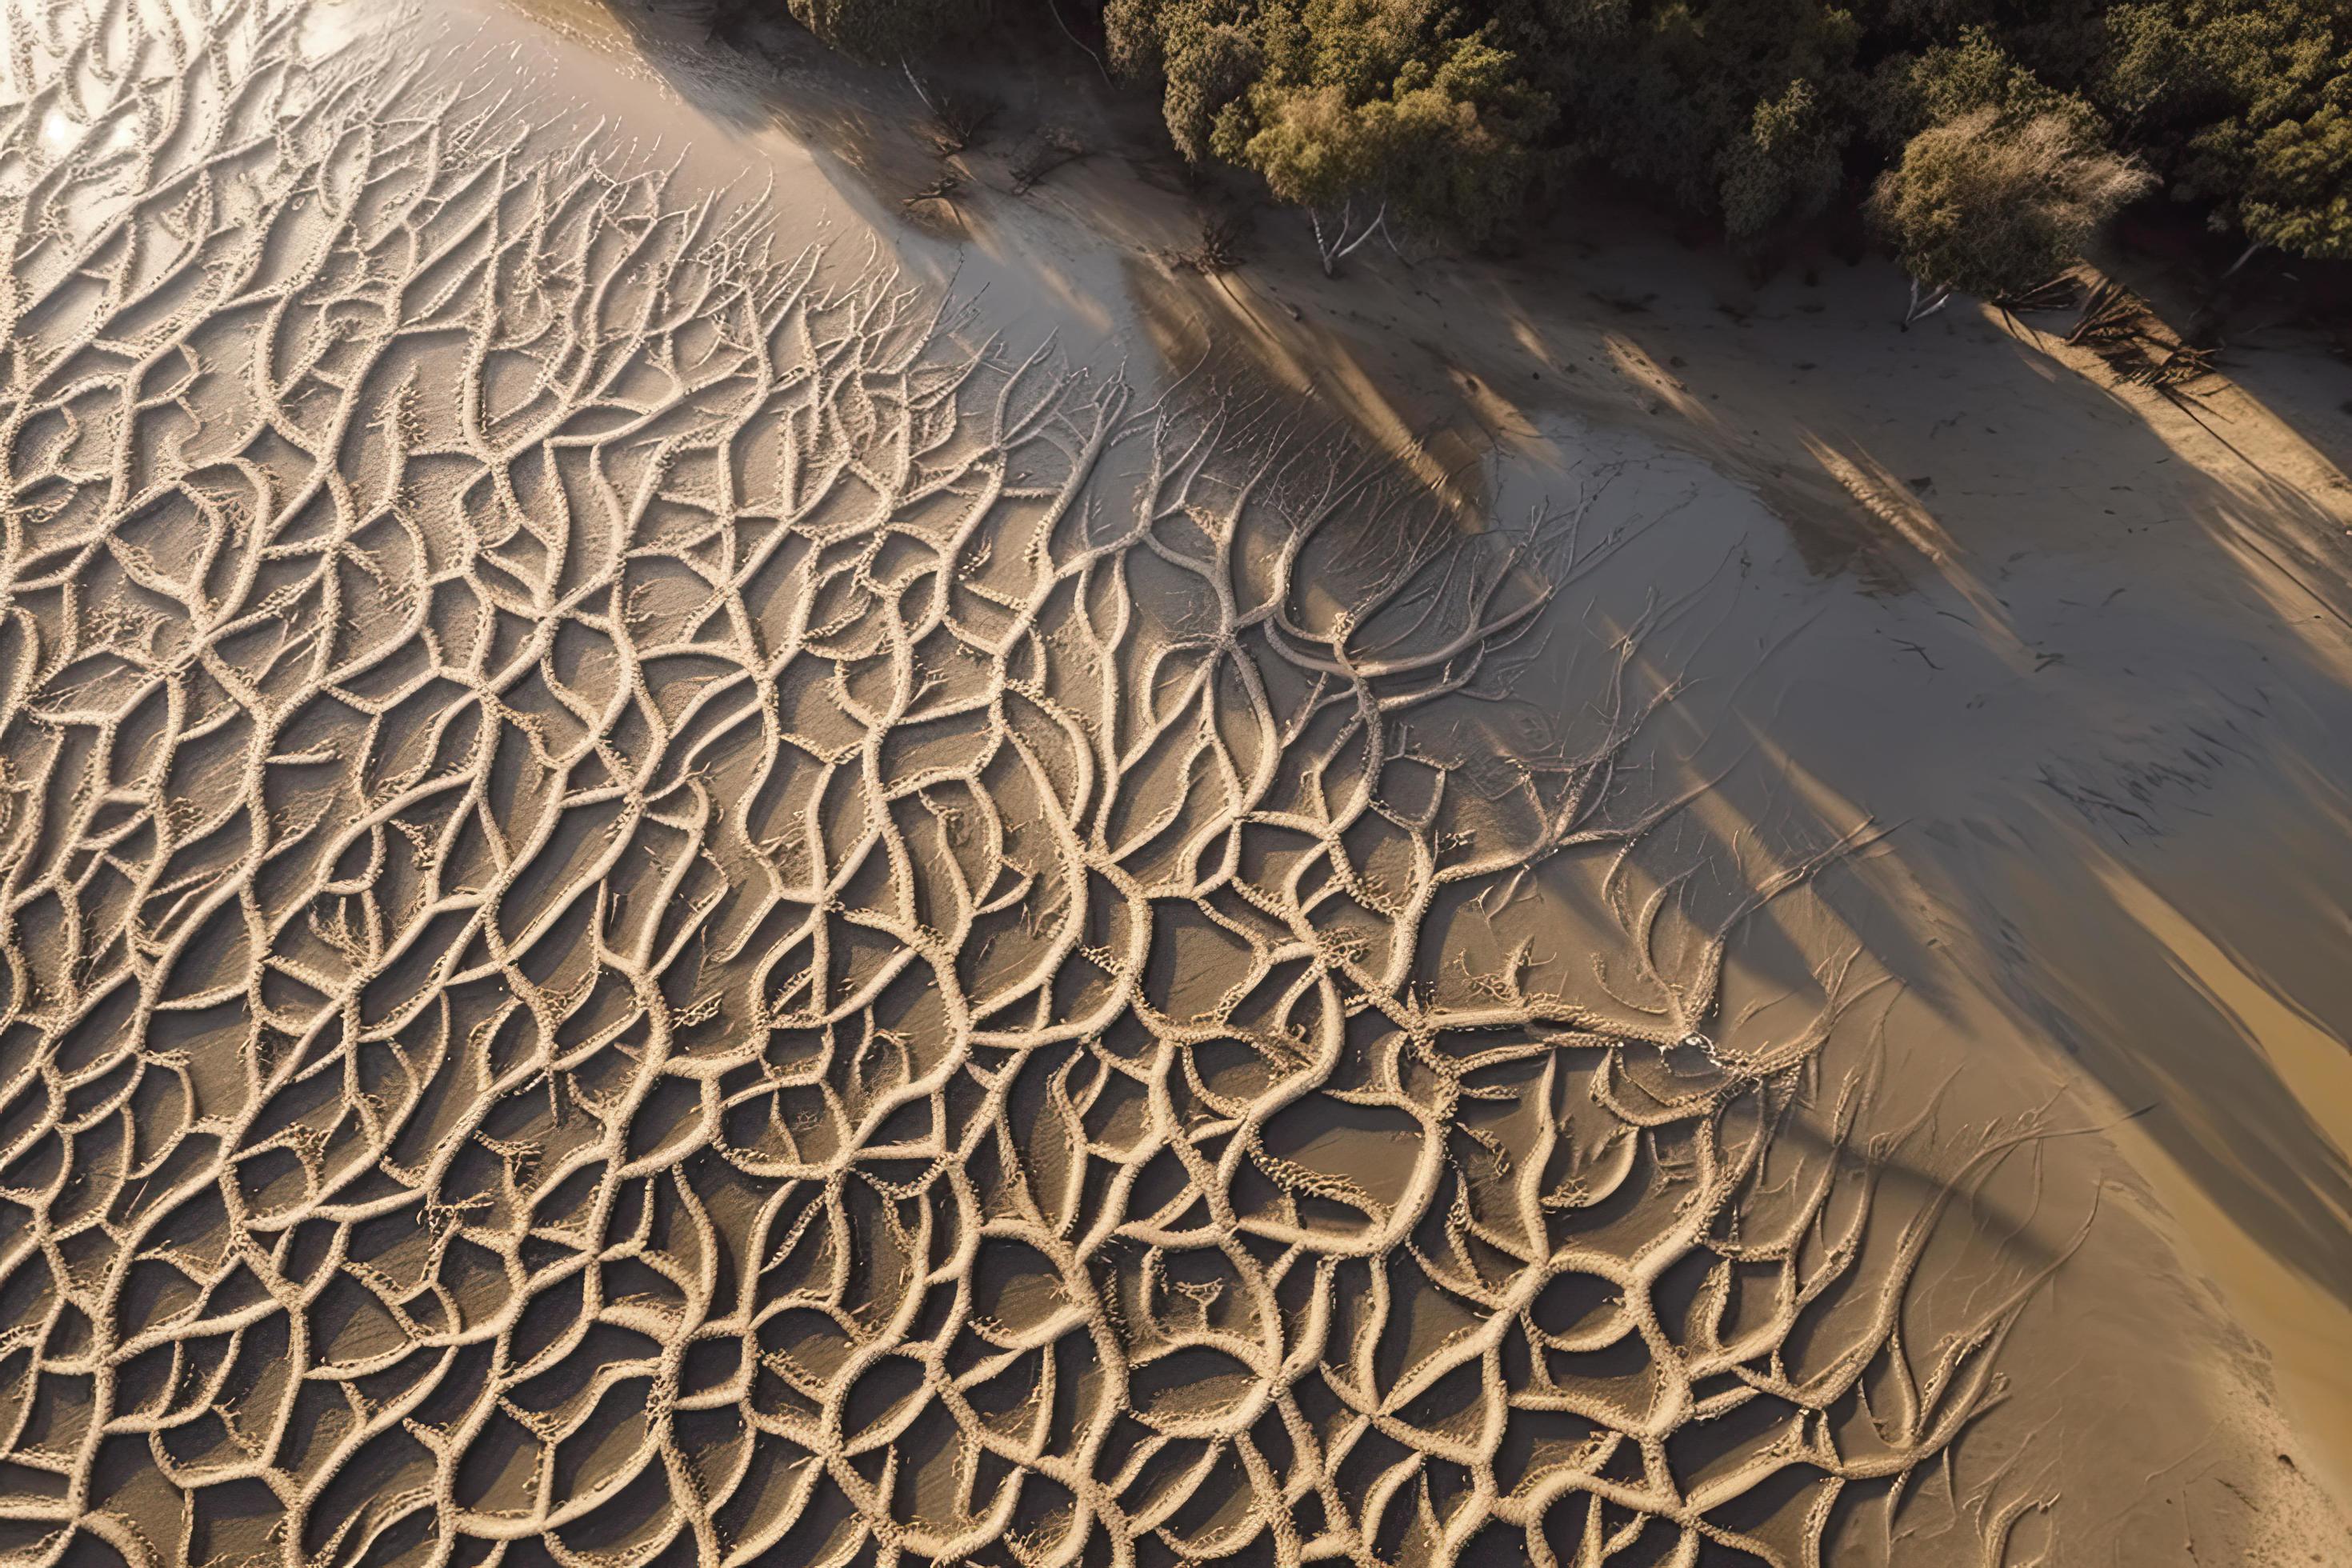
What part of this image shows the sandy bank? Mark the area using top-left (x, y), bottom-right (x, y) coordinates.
top-left (2, 0), bottom-right (2347, 1560)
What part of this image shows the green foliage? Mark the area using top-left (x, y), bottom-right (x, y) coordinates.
top-left (1526, 0), bottom-right (1863, 236)
top-left (1717, 79), bottom-right (1843, 240)
top-left (1105, 0), bottom-right (1186, 81)
top-left (1158, 22), bottom-right (1258, 161)
top-left (770, 0), bottom-right (2347, 270)
top-left (1871, 109), bottom-right (2154, 297)
top-left (1870, 26), bottom-right (2102, 148)
top-left (1110, 0), bottom-right (1557, 242)
top-left (785, 0), bottom-right (990, 62)
top-left (1222, 22), bottom-right (1553, 241)
top-left (2228, 104), bottom-right (2350, 258)
top-left (2099, 0), bottom-right (2350, 257)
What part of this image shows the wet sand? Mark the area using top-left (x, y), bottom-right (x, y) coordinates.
top-left (1, 0), bottom-right (2348, 1563)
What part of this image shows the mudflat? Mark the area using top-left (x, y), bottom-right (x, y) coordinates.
top-left (0, 1), bottom-right (2346, 1565)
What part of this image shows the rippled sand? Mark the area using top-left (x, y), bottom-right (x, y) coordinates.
top-left (1, 1), bottom-right (2347, 1565)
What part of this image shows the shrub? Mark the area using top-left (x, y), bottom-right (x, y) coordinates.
top-left (1221, 20), bottom-right (1553, 244)
top-left (783, 0), bottom-right (991, 61)
top-left (1871, 26), bottom-right (2103, 149)
top-left (1164, 21), bottom-right (1262, 162)
top-left (1872, 110), bottom-right (2154, 300)
top-left (1717, 79), bottom-right (1843, 242)
top-left (2100, 0), bottom-right (2350, 258)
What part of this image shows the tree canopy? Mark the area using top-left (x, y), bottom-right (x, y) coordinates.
top-left (769, 0), bottom-right (2352, 291)
top-left (1871, 109), bottom-right (2153, 302)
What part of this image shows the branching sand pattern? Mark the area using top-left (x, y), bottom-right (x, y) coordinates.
top-left (0, 2), bottom-right (2053, 1563)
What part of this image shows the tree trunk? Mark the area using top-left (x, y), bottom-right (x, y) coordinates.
top-left (1311, 200), bottom-right (1387, 278)
top-left (2217, 239), bottom-right (2263, 285)
top-left (1900, 278), bottom-right (1954, 329)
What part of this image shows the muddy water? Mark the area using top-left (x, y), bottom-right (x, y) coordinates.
top-left (1, 0), bottom-right (2347, 1564)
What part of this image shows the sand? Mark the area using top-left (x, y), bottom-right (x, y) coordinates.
top-left (0, 0), bottom-right (2347, 1564)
